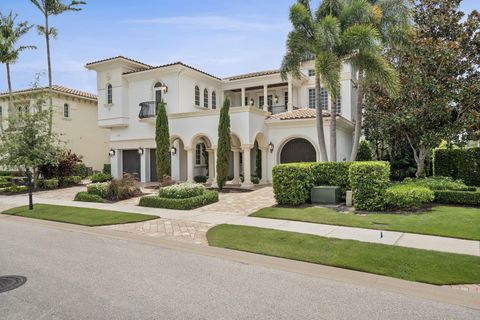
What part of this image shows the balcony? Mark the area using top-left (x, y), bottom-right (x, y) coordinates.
top-left (139, 101), bottom-right (156, 119)
top-left (268, 105), bottom-right (287, 115)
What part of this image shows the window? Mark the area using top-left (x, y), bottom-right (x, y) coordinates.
top-left (308, 88), bottom-right (316, 109)
top-left (320, 88), bottom-right (328, 111)
top-left (154, 82), bottom-right (163, 105)
top-left (194, 86), bottom-right (200, 106)
top-left (0, 106), bottom-right (2, 118)
top-left (63, 103), bottom-right (70, 118)
top-left (284, 91), bottom-right (288, 105)
top-left (204, 88), bottom-right (209, 108)
top-left (212, 91), bottom-right (217, 109)
top-left (106, 84), bottom-right (113, 105)
top-left (334, 94), bottom-right (341, 114)
top-left (308, 69), bottom-right (315, 77)
top-left (259, 96), bottom-right (264, 107)
top-left (245, 96), bottom-right (248, 107)
top-left (259, 95), bottom-right (273, 107)
top-left (195, 143), bottom-right (206, 165)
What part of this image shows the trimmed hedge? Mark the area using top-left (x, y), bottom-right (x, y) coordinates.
top-left (139, 190), bottom-right (219, 210)
top-left (384, 184), bottom-right (435, 210)
top-left (38, 179), bottom-right (59, 190)
top-left (91, 172), bottom-right (112, 183)
top-left (63, 175), bottom-right (82, 186)
top-left (434, 190), bottom-right (480, 206)
top-left (74, 192), bottom-right (104, 203)
top-left (73, 163), bottom-right (87, 178)
top-left (433, 148), bottom-right (480, 186)
top-left (402, 176), bottom-right (475, 191)
top-left (159, 183), bottom-right (206, 199)
top-left (87, 183), bottom-right (109, 199)
top-left (349, 162), bottom-right (390, 211)
top-left (2, 185), bottom-right (28, 193)
top-left (194, 175), bottom-right (208, 183)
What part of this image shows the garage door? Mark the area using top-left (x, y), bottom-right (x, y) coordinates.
top-left (280, 138), bottom-right (317, 163)
top-left (122, 150), bottom-right (141, 179)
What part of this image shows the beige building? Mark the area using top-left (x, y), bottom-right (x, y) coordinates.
top-left (0, 85), bottom-right (109, 171)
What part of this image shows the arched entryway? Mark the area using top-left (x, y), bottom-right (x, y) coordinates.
top-left (189, 134), bottom-right (215, 183)
top-left (280, 138), bottom-right (317, 163)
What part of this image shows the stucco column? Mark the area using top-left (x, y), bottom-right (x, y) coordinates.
top-left (241, 145), bottom-right (254, 189)
top-left (260, 147), bottom-right (268, 185)
top-left (287, 76), bottom-right (293, 112)
top-left (232, 148), bottom-right (241, 185)
top-left (206, 148), bottom-right (214, 184)
top-left (263, 84), bottom-right (268, 112)
top-left (140, 148), bottom-right (150, 183)
top-left (211, 147), bottom-right (219, 188)
top-left (186, 147), bottom-right (194, 183)
top-left (241, 87), bottom-right (246, 107)
top-left (110, 149), bottom-right (123, 180)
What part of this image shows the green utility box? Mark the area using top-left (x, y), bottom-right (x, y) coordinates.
top-left (311, 186), bottom-right (341, 205)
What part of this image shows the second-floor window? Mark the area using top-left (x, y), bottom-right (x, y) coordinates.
top-left (320, 88), bottom-right (328, 111)
top-left (107, 84), bottom-right (113, 105)
top-left (308, 88), bottom-right (316, 109)
top-left (63, 103), bottom-right (70, 118)
top-left (204, 88), bottom-right (209, 108)
top-left (308, 69), bottom-right (315, 77)
top-left (259, 95), bottom-right (273, 108)
top-left (194, 86), bottom-right (200, 106)
top-left (154, 82), bottom-right (163, 106)
top-left (334, 95), bottom-right (341, 114)
top-left (212, 91), bottom-right (217, 109)
top-left (195, 143), bottom-right (206, 165)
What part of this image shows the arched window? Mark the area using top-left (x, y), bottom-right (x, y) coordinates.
top-left (63, 103), bottom-right (70, 118)
top-left (194, 86), bottom-right (200, 106)
top-left (106, 84), bottom-right (113, 105)
top-left (280, 138), bottom-right (317, 163)
top-left (154, 82), bottom-right (163, 105)
top-left (204, 88), bottom-right (209, 108)
top-left (212, 91), bottom-right (217, 109)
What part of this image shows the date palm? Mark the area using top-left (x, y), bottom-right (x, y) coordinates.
top-left (0, 11), bottom-right (36, 131)
top-left (30, 0), bottom-right (85, 134)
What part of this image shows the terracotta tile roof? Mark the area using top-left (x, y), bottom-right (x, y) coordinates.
top-left (85, 55), bottom-right (152, 68)
top-left (224, 69), bottom-right (280, 81)
top-left (268, 108), bottom-right (330, 120)
top-left (0, 85), bottom-right (97, 101)
top-left (122, 61), bottom-right (221, 80)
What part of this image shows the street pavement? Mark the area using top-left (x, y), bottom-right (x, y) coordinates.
top-left (0, 218), bottom-right (478, 320)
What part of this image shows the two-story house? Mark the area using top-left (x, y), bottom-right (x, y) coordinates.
top-left (86, 56), bottom-right (357, 187)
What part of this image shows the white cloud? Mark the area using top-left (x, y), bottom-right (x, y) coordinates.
top-left (125, 15), bottom-right (288, 32)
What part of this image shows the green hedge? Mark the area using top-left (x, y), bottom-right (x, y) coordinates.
top-left (139, 190), bottom-right (219, 210)
top-left (1, 185), bottom-right (28, 193)
top-left (87, 183), bottom-right (109, 199)
top-left (434, 190), bottom-right (480, 206)
top-left (272, 163), bottom-right (316, 206)
top-left (384, 184), bottom-right (435, 210)
top-left (73, 163), bottom-right (87, 178)
top-left (74, 192), bottom-right (104, 203)
top-left (103, 164), bottom-right (111, 175)
top-left (91, 172), bottom-right (112, 183)
top-left (402, 176), bottom-right (475, 191)
top-left (38, 179), bottom-right (59, 190)
top-left (433, 148), bottom-right (480, 186)
top-left (63, 176), bottom-right (82, 186)
top-left (194, 175), bottom-right (208, 183)
top-left (349, 162), bottom-right (390, 211)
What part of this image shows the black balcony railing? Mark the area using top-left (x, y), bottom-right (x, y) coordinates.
top-left (139, 101), bottom-right (156, 119)
top-left (268, 105), bottom-right (287, 115)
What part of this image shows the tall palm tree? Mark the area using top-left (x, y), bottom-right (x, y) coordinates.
top-left (30, 0), bottom-right (85, 134)
top-left (0, 11), bottom-right (36, 131)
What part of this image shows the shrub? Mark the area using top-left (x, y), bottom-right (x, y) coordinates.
top-left (434, 190), bottom-right (480, 206)
top-left (139, 190), bottom-right (218, 210)
top-left (402, 176), bottom-right (475, 192)
top-left (38, 179), bottom-right (59, 190)
top-left (194, 175), bottom-right (208, 183)
top-left (73, 163), bottom-right (87, 178)
top-left (3, 185), bottom-right (28, 193)
top-left (240, 175), bottom-right (260, 185)
top-left (87, 182), bottom-right (109, 199)
top-left (312, 162), bottom-right (352, 195)
top-left (106, 174), bottom-right (141, 201)
top-left (384, 184), bottom-right (435, 210)
top-left (103, 164), bottom-right (111, 175)
top-left (433, 148), bottom-right (480, 186)
top-left (91, 172), bottom-right (112, 183)
top-left (0, 179), bottom-right (12, 188)
top-left (356, 140), bottom-right (373, 161)
top-left (0, 171), bottom-right (13, 176)
top-left (349, 162), bottom-right (390, 211)
top-left (39, 150), bottom-right (81, 179)
top-left (159, 183), bottom-right (206, 199)
top-left (63, 176), bottom-right (82, 186)
top-left (74, 191), bottom-right (104, 203)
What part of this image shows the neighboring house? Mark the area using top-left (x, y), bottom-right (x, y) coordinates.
top-left (0, 86), bottom-right (109, 171)
top-left (86, 56), bottom-right (357, 187)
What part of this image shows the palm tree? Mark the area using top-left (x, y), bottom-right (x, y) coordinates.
top-left (30, 0), bottom-right (85, 133)
top-left (0, 11), bottom-right (36, 131)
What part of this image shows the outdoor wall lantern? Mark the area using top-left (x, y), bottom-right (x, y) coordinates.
top-left (108, 149), bottom-right (115, 157)
top-left (249, 98), bottom-right (254, 106)
top-left (159, 83), bottom-right (168, 93)
top-left (170, 146), bottom-right (177, 155)
top-left (137, 147), bottom-right (144, 155)
top-left (268, 142), bottom-right (274, 153)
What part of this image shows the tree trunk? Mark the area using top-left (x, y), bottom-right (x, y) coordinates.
top-left (3, 63), bottom-right (13, 132)
top-left (45, 14), bottom-right (53, 135)
top-left (315, 73), bottom-right (328, 162)
top-left (26, 169), bottom-right (34, 210)
top-left (329, 95), bottom-right (337, 162)
top-left (350, 71), bottom-right (365, 161)
top-left (405, 133), bottom-right (428, 178)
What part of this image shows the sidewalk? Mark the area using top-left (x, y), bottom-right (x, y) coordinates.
top-left (1, 192), bottom-right (479, 257)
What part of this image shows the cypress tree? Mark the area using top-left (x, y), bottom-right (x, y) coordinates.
top-left (155, 101), bottom-right (171, 185)
top-left (216, 97), bottom-right (231, 189)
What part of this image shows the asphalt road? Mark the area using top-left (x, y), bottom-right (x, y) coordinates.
top-left (0, 219), bottom-right (478, 320)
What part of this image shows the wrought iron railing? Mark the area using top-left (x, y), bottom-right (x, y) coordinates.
top-left (268, 105), bottom-right (287, 115)
top-left (139, 101), bottom-right (156, 119)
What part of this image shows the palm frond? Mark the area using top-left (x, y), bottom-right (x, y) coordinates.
top-left (340, 0), bottom-right (373, 28)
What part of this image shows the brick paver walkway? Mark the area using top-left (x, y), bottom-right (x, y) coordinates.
top-left (446, 284), bottom-right (480, 294)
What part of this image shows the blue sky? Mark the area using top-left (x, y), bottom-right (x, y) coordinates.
top-left (0, 0), bottom-right (478, 93)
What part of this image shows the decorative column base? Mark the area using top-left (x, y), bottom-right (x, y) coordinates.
top-left (241, 181), bottom-right (254, 189)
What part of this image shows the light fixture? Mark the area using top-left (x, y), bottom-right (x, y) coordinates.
top-left (159, 83), bottom-right (168, 93)
top-left (109, 149), bottom-right (115, 157)
top-left (249, 98), bottom-right (254, 106)
top-left (268, 142), bottom-right (274, 153)
top-left (137, 147), bottom-right (144, 155)
top-left (274, 95), bottom-right (279, 104)
top-left (170, 146), bottom-right (177, 155)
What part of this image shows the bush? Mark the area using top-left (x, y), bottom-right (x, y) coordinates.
top-left (402, 176), bottom-right (475, 192)
top-left (38, 179), bottom-right (59, 190)
top-left (63, 176), bottom-right (82, 186)
top-left (3, 185), bottom-right (28, 193)
top-left (73, 163), bottom-right (87, 178)
top-left (139, 190), bottom-right (219, 210)
top-left (194, 175), bottom-right (208, 183)
top-left (74, 191), bottom-right (104, 203)
top-left (384, 184), bottom-right (435, 210)
top-left (39, 150), bottom-right (81, 179)
top-left (433, 148), bottom-right (480, 186)
top-left (0, 179), bottom-right (12, 188)
top-left (103, 164), bottom-right (111, 175)
top-left (349, 162), bottom-right (390, 211)
top-left (91, 172), bottom-right (112, 183)
top-left (356, 140), bottom-right (373, 161)
top-left (87, 182), bottom-right (109, 199)
top-left (0, 171), bottom-right (13, 176)
top-left (106, 174), bottom-right (141, 201)
top-left (159, 183), bottom-right (206, 199)
top-left (240, 175), bottom-right (261, 185)
top-left (434, 190), bottom-right (480, 206)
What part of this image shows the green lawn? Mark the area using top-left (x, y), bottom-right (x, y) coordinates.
top-left (251, 206), bottom-right (480, 240)
top-left (2, 204), bottom-right (158, 227)
top-left (208, 225), bottom-right (480, 285)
